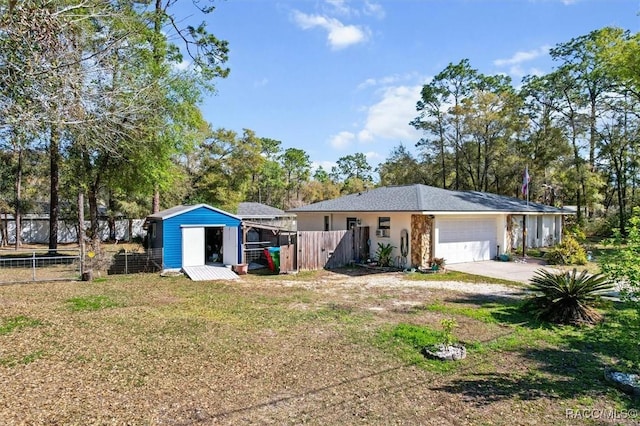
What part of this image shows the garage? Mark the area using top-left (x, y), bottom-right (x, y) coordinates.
top-left (436, 218), bottom-right (497, 264)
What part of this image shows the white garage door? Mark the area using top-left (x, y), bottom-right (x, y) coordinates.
top-left (436, 218), bottom-right (496, 264)
top-left (182, 227), bottom-right (205, 267)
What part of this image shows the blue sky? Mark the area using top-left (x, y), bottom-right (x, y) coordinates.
top-left (192, 0), bottom-right (639, 174)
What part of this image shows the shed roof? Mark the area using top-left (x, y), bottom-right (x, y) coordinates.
top-left (289, 184), bottom-right (571, 214)
top-left (237, 202), bottom-right (291, 218)
top-left (147, 204), bottom-right (241, 221)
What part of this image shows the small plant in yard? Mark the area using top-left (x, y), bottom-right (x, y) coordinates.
top-left (522, 268), bottom-right (614, 325)
top-left (430, 257), bottom-right (446, 271)
top-left (375, 242), bottom-right (395, 267)
top-left (421, 318), bottom-right (466, 361)
top-left (440, 318), bottom-right (458, 346)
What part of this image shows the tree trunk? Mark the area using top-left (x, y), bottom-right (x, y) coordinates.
top-left (88, 187), bottom-right (100, 249)
top-left (152, 187), bottom-right (160, 213)
top-left (107, 192), bottom-right (116, 241)
top-left (49, 125), bottom-right (60, 253)
top-left (14, 147), bottom-right (23, 250)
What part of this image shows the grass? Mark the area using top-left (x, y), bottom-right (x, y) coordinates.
top-left (376, 296), bottom-right (639, 406)
top-left (65, 294), bottom-right (123, 312)
top-left (0, 315), bottom-right (43, 334)
top-left (0, 271), bottom-right (637, 425)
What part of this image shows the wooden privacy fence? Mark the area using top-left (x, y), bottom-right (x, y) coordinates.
top-left (297, 227), bottom-right (370, 271)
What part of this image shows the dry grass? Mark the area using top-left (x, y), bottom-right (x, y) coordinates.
top-left (0, 271), bottom-right (637, 425)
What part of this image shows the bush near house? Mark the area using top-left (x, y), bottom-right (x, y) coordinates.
top-left (545, 234), bottom-right (587, 265)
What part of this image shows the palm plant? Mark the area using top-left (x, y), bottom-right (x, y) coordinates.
top-left (523, 268), bottom-right (614, 325)
top-left (375, 242), bottom-right (395, 267)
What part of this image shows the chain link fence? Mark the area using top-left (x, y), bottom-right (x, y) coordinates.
top-left (0, 247), bottom-right (164, 284)
top-left (105, 248), bottom-right (163, 275)
top-left (0, 249), bottom-right (81, 284)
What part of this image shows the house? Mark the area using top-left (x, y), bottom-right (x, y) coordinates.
top-left (289, 184), bottom-right (571, 267)
top-left (145, 204), bottom-right (243, 271)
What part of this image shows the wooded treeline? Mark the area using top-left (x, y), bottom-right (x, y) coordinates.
top-left (400, 27), bottom-right (640, 237)
top-left (1, 2), bottom-right (638, 250)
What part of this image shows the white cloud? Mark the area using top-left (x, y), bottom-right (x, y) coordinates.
top-left (493, 45), bottom-right (550, 67)
top-left (329, 131), bottom-right (356, 149)
top-left (363, 1), bottom-right (385, 18)
top-left (311, 160), bottom-right (336, 173)
top-left (356, 85), bottom-right (423, 144)
top-left (357, 72), bottom-right (424, 90)
top-left (323, 0), bottom-right (385, 19)
top-left (364, 150), bottom-right (384, 162)
top-left (292, 10), bottom-right (370, 50)
top-left (173, 60), bottom-right (191, 71)
top-left (325, 0), bottom-right (351, 16)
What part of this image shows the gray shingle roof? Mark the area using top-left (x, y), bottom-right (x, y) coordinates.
top-left (288, 184), bottom-right (570, 214)
top-left (237, 202), bottom-right (288, 218)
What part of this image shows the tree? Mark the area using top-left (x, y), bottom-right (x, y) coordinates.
top-left (520, 70), bottom-right (591, 223)
top-left (377, 144), bottom-right (423, 186)
top-left (191, 128), bottom-right (263, 212)
top-left (330, 153), bottom-right (373, 194)
top-left (143, 0), bottom-right (230, 213)
top-left (600, 207), bottom-right (640, 303)
top-left (246, 138), bottom-right (285, 207)
top-left (457, 75), bottom-right (526, 192)
top-left (281, 148), bottom-right (311, 207)
top-left (411, 59), bottom-right (481, 190)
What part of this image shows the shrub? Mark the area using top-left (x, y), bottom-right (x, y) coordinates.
top-left (522, 268), bottom-right (613, 325)
top-left (375, 242), bottom-right (395, 267)
top-left (545, 234), bottom-right (587, 265)
top-left (430, 257), bottom-right (446, 270)
top-left (600, 207), bottom-right (640, 302)
top-left (440, 318), bottom-right (458, 346)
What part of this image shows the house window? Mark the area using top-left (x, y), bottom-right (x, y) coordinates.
top-left (347, 217), bottom-right (357, 229)
top-left (324, 216), bottom-right (330, 231)
top-left (537, 216), bottom-right (543, 240)
top-left (378, 217), bottom-right (390, 230)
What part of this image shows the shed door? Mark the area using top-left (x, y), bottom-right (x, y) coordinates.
top-left (182, 227), bottom-right (205, 267)
top-left (223, 226), bottom-right (238, 265)
top-left (436, 218), bottom-right (496, 264)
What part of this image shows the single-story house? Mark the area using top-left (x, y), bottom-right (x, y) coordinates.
top-left (145, 204), bottom-right (243, 270)
top-left (289, 184), bottom-right (572, 267)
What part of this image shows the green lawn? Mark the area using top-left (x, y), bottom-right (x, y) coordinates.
top-left (0, 271), bottom-right (637, 425)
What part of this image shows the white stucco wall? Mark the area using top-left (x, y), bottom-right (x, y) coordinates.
top-left (511, 214), bottom-right (563, 250)
top-left (0, 218), bottom-right (145, 245)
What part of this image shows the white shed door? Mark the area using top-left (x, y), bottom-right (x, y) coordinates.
top-left (182, 227), bottom-right (205, 267)
top-left (222, 226), bottom-right (238, 265)
top-left (437, 218), bottom-right (496, 264)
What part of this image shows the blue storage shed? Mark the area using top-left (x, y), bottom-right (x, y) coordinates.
top-left (146, 204), bottom-right (242, 270)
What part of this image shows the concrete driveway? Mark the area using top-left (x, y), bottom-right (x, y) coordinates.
top-left (447, 258), bottom-right (559, 284)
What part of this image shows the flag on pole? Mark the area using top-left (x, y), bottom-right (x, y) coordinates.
top-left (521, 166), bottom-right (530, 198)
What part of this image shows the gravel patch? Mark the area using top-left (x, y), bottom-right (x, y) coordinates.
top-left (274, 272), bottom-right (528, 299)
